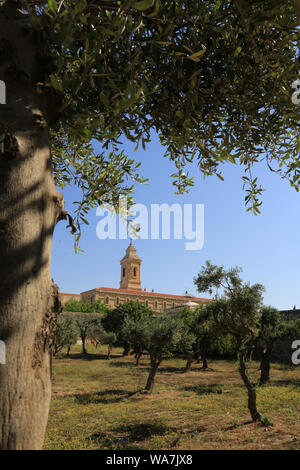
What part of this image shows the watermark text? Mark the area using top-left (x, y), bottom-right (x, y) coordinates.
top-left (96, 198), bottom-right (204, 251)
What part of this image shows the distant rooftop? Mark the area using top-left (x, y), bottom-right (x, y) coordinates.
top-left (95, 286), bottom-right (211, 302)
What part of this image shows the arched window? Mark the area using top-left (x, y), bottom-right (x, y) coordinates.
top-left (133, 267), bottom-right (137, 277)
top-left (123, 267), bottom-right (126, 277)
top-left (155, 301), bottom-right (158, 309)
top-left (146, 300), bottom-right (148, 307)
top-left (105, 297), bottom-right (109, 305)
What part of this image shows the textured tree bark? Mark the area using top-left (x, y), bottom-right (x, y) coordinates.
top-left (184, 356), bottom-right (192, 372)
top-left (259, 354), bottom-right (270, 386)
top-left (81, 334), bottom-right (87, 355)
top-left (0, 3), bottom-right (65, 449)
top-left (201, 354), bottom-right (208, 370)
top-left (238, 351), bottom-right (261, 422)
top-left (122, 342), bottom-right (130, 356)
top-left (135, 351), bottom-right (142, 366)
top-left (145, 357), bottom-right (160, 393)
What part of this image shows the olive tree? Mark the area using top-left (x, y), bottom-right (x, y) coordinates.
top-left (175, 307), bottom-right (211, 371)
top-left (74, 314), bottom-right (102, 355)
top-left (88, 322), bottom-right (117, 359)
top-left (102, 300), bottom-right (153, 356)
top-left (121, 314), bottom-right (150, 366)
top-left (0, 0), bottom-right (299, 449)
top-left (175, 306), bottom-right (235, 371)
top-left (254, 306), bottom-right (283, 385)
top-left (122, 315), bottom-right (183, 392)
top-left (53, 315), bottom-right (79, 356)
top-left (175, 309), bottom-right (198, 372)
top-left (195, 261), bottom-right (265, 422)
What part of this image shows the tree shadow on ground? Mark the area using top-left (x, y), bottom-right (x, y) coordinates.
top-left (159, 366), bottom-right (185, 374)
top-left (183, 384), bottom-right (223, 395)
top-left (222, 420), bottom-right (253, 431)
top-left (109, 361), bottom-right (135, 368)
top-left (88, 422), bottom-right (208, 450)
top-left (114, 422), bottom-right (176, 441)
top-left (63, 353), bottom-right (120, 361)
top-left (73, 389), bottom-right (133, 405)
top-left (269, 378), bottom-right (300, 387)
top-left (180, 366), bottom-right (216, 373)
top-left (88, 421), bottom-right (178, 450)
top-left (135, 366), bottom-right (183, 374)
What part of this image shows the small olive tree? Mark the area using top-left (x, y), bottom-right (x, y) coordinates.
top-left (174, 307), bottom-right (209, 372)
top-left (53, 315), bottom-right (79, 357)
top-left (175, 306), bottom-right (235, 371)
top-left (145, 317), bottom-right (183, 393)
top-left (88, 322), bottom-right (117, 359)
top-left (254, 306), bottom-right (284, 385)
top-left (102, 301), bottom-right (153, 356)
top-left (75, 315), bottom-right (103, 355)
top-left (195, 261), bottom-right (265, 422)
top-left (122, 315), bottom-right (183, 392)
top-left (121, 315), bottom-right (151, 366)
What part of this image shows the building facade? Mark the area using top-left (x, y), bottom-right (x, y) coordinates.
top-left (61, 242), bottom-right (211, 313)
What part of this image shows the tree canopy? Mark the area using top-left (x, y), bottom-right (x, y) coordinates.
top-left (102, 300), bottom-right (153, 354)
top-left (2, 0), bottom-right (298, 241)
top-left (53, 315), bottom-right (79, 355)
top-left (122, 314), bottom-right (183, 391)
top-left (63, 298), bottom-right (110, 313)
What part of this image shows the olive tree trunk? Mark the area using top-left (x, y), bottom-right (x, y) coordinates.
top-left (0, 3), bottom-right (65, 449)
top-left (135, 351), bottom-right (142, 366)
top-left (145, 356), bottom-right (161, 393)
top-left (183, 356), bottom-right (193, 372)
top-left (238, 351), bottom-right (261, 422)
top-left (259, 354), bottom-right (270, 386)
top-left (106, 344), bottom-right (112, 360)
top-left (122, 342), bottom-right (130, 356)
top-left (81, 334), bottom-right (87, 355)
top-left (201, 354), bottom-right (208, 370)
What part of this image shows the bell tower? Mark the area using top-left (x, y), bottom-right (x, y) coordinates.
top-left (120, 241), bottom-right (142, 291)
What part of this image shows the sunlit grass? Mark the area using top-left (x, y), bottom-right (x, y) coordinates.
top-left (44, 344), bottom-right (300, 450)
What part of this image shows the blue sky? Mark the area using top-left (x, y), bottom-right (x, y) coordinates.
top-left (51, 133), bottom-right (300, 310)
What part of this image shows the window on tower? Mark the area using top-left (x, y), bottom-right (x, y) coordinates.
top-left (123, 267), bottom-right (125, 277)
top-left (133, 267), bottom-right (137, 277)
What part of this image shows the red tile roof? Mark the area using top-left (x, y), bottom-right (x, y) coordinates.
top-left (60, 293), bottom-right (81, 297)
top-left (95, 286), bottom-right (211, 302)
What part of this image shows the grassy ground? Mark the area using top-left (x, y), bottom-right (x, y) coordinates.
top-left (44, 344), bottom-right (300, 450)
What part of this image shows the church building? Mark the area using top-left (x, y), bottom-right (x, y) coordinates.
top-left (61, 242), bottom-right (211, 313)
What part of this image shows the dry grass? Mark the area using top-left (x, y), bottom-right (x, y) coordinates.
top-left (44, 344), bottom-right (300, 450)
